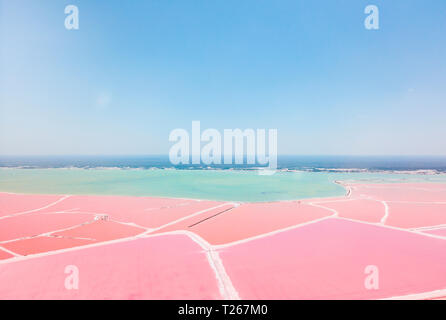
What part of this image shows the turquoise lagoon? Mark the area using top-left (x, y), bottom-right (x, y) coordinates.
top-left (1, 168), bottom-right (446, 202)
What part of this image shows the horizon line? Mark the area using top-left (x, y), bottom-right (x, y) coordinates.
top-left (1, 154), bottom-right (446, 158)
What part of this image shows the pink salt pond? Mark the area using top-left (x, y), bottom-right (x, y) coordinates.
top-left (385, 202), bottom-right (446, 229)
top-left (0, 181), bottom-right (445, 300)
top-left (0, 193), bottom-right (65, 218)
top-left (165, 201), bottom-right (332, 246)
top-left (53, 220), bottom-right (146, 242)
top-left (0, 248), bottom-right (14, 260)
top-left (218, 218), bottom-right (446, 300)
top-left (0, 235), bottom-right (222, 299)
top-left (313, 199), bottom-right (385, 223)
top-left (2, 236), bottom-right (95, 256)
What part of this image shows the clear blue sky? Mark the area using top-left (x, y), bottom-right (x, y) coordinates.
top-left (1, 0), bottom-right (446, 155)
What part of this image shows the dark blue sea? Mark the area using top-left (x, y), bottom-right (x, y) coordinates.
top-left (0, 155), bottom-right (446, 172)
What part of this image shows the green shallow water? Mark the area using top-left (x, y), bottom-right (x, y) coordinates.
top-left (1, 169), bottom-right (446, 202)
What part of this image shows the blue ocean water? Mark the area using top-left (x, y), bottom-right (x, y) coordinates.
top-left (1, 155), bottom-right (446, 172)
